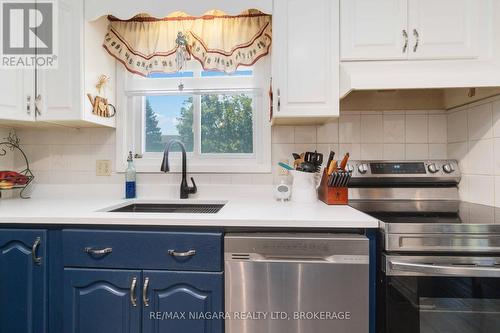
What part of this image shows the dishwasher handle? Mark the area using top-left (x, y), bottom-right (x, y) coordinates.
top-left (228, 253), bottom-right (369, 264)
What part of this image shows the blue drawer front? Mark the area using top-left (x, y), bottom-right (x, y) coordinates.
top-left (62, 230), bottom-right (222, 272)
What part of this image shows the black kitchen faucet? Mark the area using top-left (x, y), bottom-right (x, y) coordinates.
top-left (160, 140), bottom-right (197, 199)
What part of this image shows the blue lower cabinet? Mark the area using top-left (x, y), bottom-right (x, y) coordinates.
top-left (0, 229), bottom-right (47, 333)
top-left (64, 268), bottom-right (142, 333)
top-left (142, 271), bottom-right (223, 333)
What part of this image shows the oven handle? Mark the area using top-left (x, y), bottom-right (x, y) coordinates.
top-left (388, 260), bottom-right (500, 278)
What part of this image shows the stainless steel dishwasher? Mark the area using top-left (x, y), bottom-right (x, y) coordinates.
top-left (225, 233), bottom-right (369, 333)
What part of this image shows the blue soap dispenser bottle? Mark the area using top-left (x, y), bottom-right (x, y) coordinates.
top-left (125, 151), bottom-right (136, 199)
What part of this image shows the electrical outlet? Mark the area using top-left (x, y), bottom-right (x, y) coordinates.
top-left (279, 159), bottom-right (290, 176)
top-left (96, 160), bottom-right (112, 176)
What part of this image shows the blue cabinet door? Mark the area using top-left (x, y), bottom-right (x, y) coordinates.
top-left (64, 268), bottom-right (142, 333)
top-left (0, 229), bottom-right (47, 333)
top-left (142, 271), bottom-right (223, 333)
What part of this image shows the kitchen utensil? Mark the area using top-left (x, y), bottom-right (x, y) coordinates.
top-left (339, 153), bottom-right (350, 170)
top-left (278, 162), bottom-right (294, 171)
top-left (304, 151), bottom-right (323, 172)
top-left (298, 161), bottom-right (316, 173)
top-left (327, 160), bottom-right (337, 176)
top-left (292, 153), bottom-right (301, 160)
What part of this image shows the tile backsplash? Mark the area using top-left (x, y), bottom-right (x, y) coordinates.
top-left (7, 109), bottom-right (448, 189)
top-left (272, 110), bottom-right (447, 175)
top-left (447, 96), bottom-right (500, 207)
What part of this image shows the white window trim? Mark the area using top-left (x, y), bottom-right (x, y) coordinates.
top-left (115, 58), bottom-right (272, 174)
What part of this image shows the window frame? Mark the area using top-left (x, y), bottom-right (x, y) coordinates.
top-left (115, 58), bottom-right (271, 174)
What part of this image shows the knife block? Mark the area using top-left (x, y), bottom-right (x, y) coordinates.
top-left (317, 169), bottom-right (349, 205)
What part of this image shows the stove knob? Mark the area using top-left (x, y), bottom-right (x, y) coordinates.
top-left (358, 164), bottom-right (368, 174)
top-left (346, 164), bottom-right (354, 173)
top-left (427, 163), bottom-right (439, 173)
top-left (443, 163), bottom-right (455, 174)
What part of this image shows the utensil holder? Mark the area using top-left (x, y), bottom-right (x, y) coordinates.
top-left (317, 169), bottom-right (350, 205)
top-left (290, 170), bottom-right (318, 203)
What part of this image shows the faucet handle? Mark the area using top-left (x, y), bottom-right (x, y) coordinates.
top-left (189, 177), bottom-right (197, 194)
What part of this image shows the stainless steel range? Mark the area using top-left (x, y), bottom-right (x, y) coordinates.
top-left (348, 160), bottom-right (500, 333)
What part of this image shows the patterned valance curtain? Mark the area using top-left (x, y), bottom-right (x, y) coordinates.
top-left (103, 10), bottom-right (272, 76)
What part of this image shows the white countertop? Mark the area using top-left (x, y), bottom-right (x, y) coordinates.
top-left (0, 185), bottom-right (379, 229)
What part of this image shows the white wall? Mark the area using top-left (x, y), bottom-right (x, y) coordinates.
top-left (12, 109), bottom-right (447, 187)
top-left (447, 96), bottom-right (500, 206)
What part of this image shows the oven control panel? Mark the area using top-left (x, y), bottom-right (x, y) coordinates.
top-left (350, 160), bottom-right (460, 179)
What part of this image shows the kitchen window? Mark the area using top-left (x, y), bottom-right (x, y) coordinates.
top-left (117, 59), bottom-right (271, 173)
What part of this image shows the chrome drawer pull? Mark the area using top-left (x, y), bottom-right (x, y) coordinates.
top-left (32, 237), bottom-right (42, 265)
top-left (168, 249), bottom-right (196, 257)
top-left (130, 277), bottom-right (138, 307)
top-left (84, 247), bottom-right (113, 255)
top-left (143, 277), bottom-right (150, 307)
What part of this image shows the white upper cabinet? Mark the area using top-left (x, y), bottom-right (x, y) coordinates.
top-left (408, 0), bottom-right (478, 59)
top-left (0, 71), bottom-right (34, 122)
top-left (341, 0), bottom-right (408, 60)
top-left (341, 0), bottom-right (482, 61)
top-left (36, 0), bottom-right (82, 122)
top-left (272, 0), bottom-right (339, 123)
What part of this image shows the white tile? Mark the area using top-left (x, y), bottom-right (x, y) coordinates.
top-left (494, 138), bottom-right (500, 175)
top-left (316, 120), bottom-right (339, 143)
top-left (360, 114), bottom-right (383, 143)
top-left (271, 144), bottom-right (295, 164)
top-left (428, 114), bottom-right (447, 143)
top-left (360, 143), bottom-right (383, 159)
top-left (428, 144), bottom-right (447, 159)
top-left (405, 144), bottom-right (428, 160)
top-left (468, 103), bottom-right (493, 141)
top-left (251, 174), bottom-right (274, 185)
top-left (15, 145), bottom-right (51, 171)
top-left (294, 144), bottom-right (317, 156)
top-left (458, 175), bottom-right (469, 202)
top-left (339, 143), bottom-right (361, 160)
top-left (294, 126), bottom-right (316, 143)
top-left (339, 114), bottom-right (361, 143)
top-left (272, 126), bottom-right (294, 143)
top-left (383, 144), bottom-right (405, 160)
top-left (467, 175), bottom-right (494, 206)
top-left (383, 114), bottom-right (405, 143)
top-left (89, 128), bottom-right (116, 145)
top-left (93, 144), bottom-right (115, 172)
top-left (495, 176), bottom-right (500, 207)
top-left (316, 144), bottom-right (339, 163)
top-left (50, 145), bottom-right (93, 171)
top-left (447, 110), bottom-right (468, 143)
top-left (405, 115), bottom-right (428, 143)
top-left (447, 142), bottom-right (468, 172)
top-left (467, 139), bottom-right (494, 175)
top-left (210, 174), bottom-right (232, 184)
top-left (493, 101), bottom-right (500, 137)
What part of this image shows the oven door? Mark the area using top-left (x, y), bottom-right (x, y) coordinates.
top-left (380, 255), bottom-right (500, 333)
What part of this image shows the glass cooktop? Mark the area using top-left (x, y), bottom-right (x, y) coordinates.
top-left (349, 200), bottom-right (500, 225)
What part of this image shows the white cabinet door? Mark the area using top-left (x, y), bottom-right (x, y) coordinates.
top-left (36, 0), bottom-right (82, 121)
top-left (408, 0), bottom-right (479, 59)
top-left (0, 70), bottom-right (35, 121)
top-left (341, 0), bottom-right (408, 60)
top-left (272, 0), bottom-right (339, 120)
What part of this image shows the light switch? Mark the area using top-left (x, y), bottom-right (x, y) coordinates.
top-left (96, 160), bottom-right (112, 176)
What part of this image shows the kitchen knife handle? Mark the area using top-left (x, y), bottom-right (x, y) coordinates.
top-left (339, 153), bottom-right (350, 170)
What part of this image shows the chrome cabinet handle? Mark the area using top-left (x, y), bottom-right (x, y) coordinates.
top-left (35, 94), bottom-right (42, 117)
top-left (413, 29), bottom-right (420, 52)
top-left (277, 89), bottom-right (281, 112)
top-left (130, 277), bottom-right (138, 307)
top-left (32, 237), bottom-right (41, 265)
top-left (168, 249), bottom-right (196, 257)
top-left (389, 260), bottom-right (500, 278)
top-left (84, 247), bottom-right (113, 255)
top-left (402, 29), bottom-right (408, 53)
top-left (26, 95), bottom-right (31, 115)
top-left (143, 277), bottom-right (150, 307)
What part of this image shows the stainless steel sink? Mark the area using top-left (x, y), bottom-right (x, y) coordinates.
top-left (107, 203), bottom-right (225, 214)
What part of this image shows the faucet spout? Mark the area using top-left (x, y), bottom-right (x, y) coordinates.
top-left (161, 140), bottom-right (197, 199)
